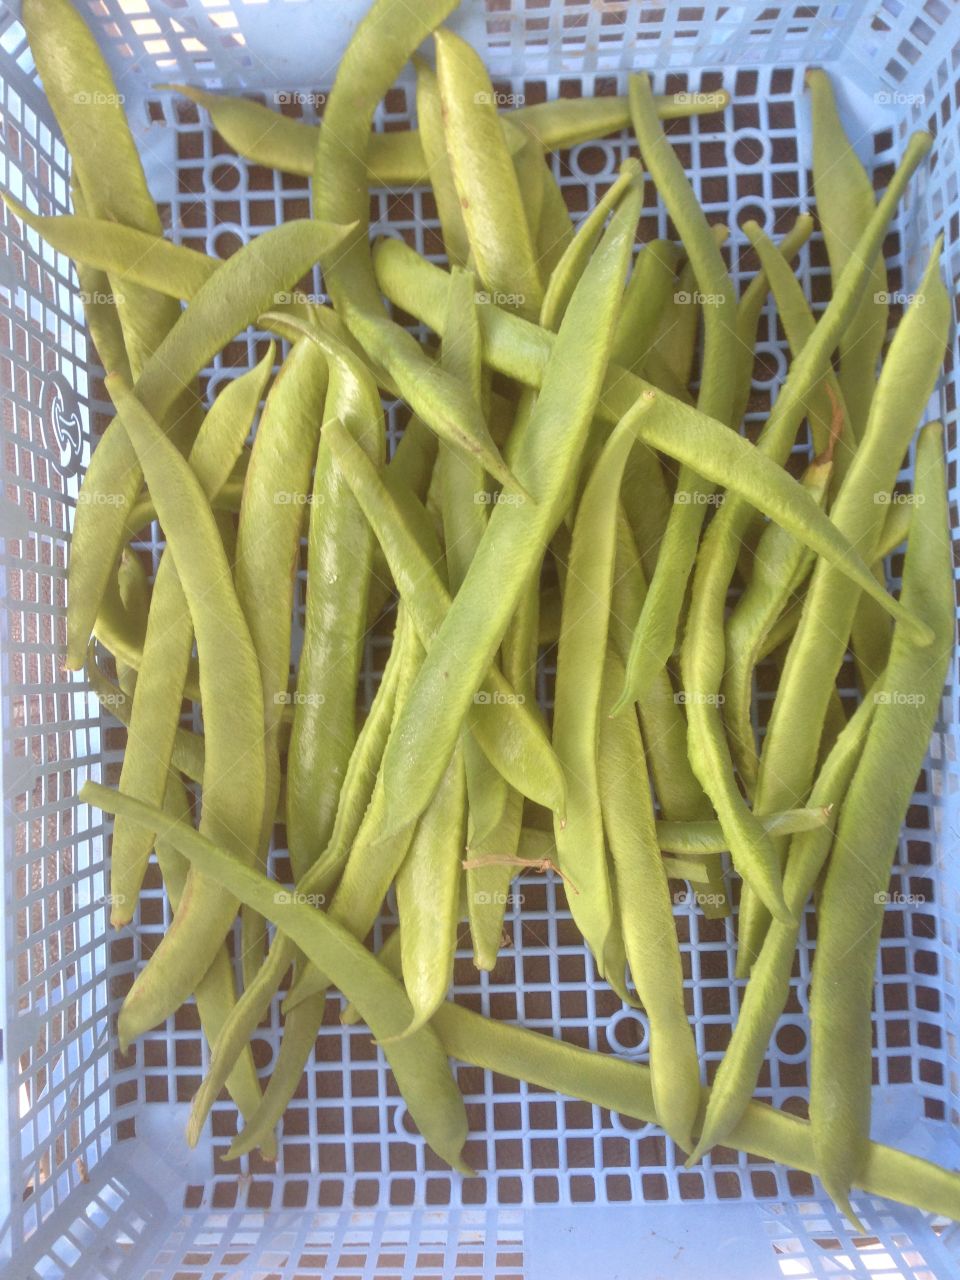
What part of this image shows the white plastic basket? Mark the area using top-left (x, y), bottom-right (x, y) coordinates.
top-left (2, 1), bottom-right (959, 1276)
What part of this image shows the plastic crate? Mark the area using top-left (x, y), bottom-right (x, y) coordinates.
top-left (2, 0), bottom-right (959, 1276)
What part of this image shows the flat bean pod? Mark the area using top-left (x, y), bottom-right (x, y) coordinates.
top-left (310, 0), bottom-right (520, 496)
top-left (689, 694), bottom-right (876, 1162)
top-left (165, 83), bottom-right (725, 182)
top-left (372, 242), bottom-right (922, 637)
top-left (599, 649), bottom-right (701, 1151)
top-left (743, 241), bottom-right (948, 968)
top-left (322, 416), bottom-right (566, 814)
top-left (431, 1002), bottom-right (960, 1219)
top-left (810, 422), bottom-right (953, 1222)
top-left (104, 377), bottom-right (266, 1048)
top-left (109, 348), bottom-right (274, 925)
top-left (552, 405), bottom-right (650, 985)
top-left (67, 218), bottom-right (351, 671)
top-left (377, 181), bottom-right (645, 839)
top-left (81, 781), bottom-right (471, 1174)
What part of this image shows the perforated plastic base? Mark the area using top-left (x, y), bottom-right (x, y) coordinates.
top-left (2, 1), bottom-right (960, 1277)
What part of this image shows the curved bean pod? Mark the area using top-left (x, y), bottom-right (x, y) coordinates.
top-left (723, 451), bottom-right (833, 793)
top-left (393, 746), bottom-right (466, 1037)
top-left (618, 75), bottom-right (740, 711)
top-left (235, 338), bottom-right (329, 980)
top-left (553, 405), bottom-right (651, 985)
top-left (431, 1002), bottom-right (960, 1219)
top-left (688, 694), bottom-right (875, 1163)
top-left (378, 180), bottom-right (645, 839)
top-left (808, 69), bottom-right (887, 442)
top-left (322, 416), bottom-right (566, 813)
top-left (109, 347), bottom-right (274, 924)
top-left (67, 218), bottom-right (351, 671)
top-left (373, 239), bottom-right (929, 643)
top-left (743, 240), bottom-right (948, 968)
top-left (310, 0), bottom-right (520, 497)
top-left (412, 55), bottom-right (469, 267)
top-left (193, 611), bottom-right (410, 1154)
top-left (539, 159), bottom-right (641, 332)
top-left (164, 82), bottom-right (726, 182)
top-left (81, 781), bottom-right (471, 1174)
top-left (656, 806), bottom-right (830, 854)
top-left (154, 774), bottom-right (274, 1157)
top-left (810, 421), bottom-right (953, 1223)
top-left (104, 377), bottom-right (266, 1048)
top-left (599, 650), bottom-right (701, 1151)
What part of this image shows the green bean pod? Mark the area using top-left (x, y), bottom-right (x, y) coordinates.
top-left (413, 55), bottom-right (469, 267)
top-left (599, 650), bottom-right (701, 1152)
top-left (285, 332), bottom-right (384, 880)
top-left (373, 240), bottom-right (929, 644)
top-left (616, 73), bottom-right (738, 710)
top-left (196, 612), bottom-right (410, 1155)
top-left (729, 213), bottom-right (814, 432)
top-left (24, 0), bottom-right (182, 379)
top-left (378, 180), bottom-right (645, 840)
top-left (743, 241), bottom-right (949, 969)
top-left (154, 774), bottom-right (274, 1157)
top-left (688, 694), bottom-right (875, 1163)
top-left (310, 0), bottom-right (520, 497)
top-left (66, 219), bottom-right (350, 671)
top-left (109, 349), bottom-right (273, 925)
top-left (723, 451), bottom-right (833, 793)
top-left (431, 1002), bottom-right (960, 1219)
top-left (434, 29), bottom-right (543, 317)
top-left (321, 417), bottom-right (566, 813)
top-left (69, 181), bottom-right (133, 383)
top-left (104, 377), bottom-right (266, 1048)
top-left (808, 69), bottom-right (887, 442)
top-left (656, 806), bottom-right (830, 854)
top-left (81, 782), bottom-right (471, 1174)
top-left (165, 83), bottom-right (727, 182)
top-left (553, 406), bottom-right (651, 985)
top-left (609, 514), bottom-right (729, 917)
top-left (235, 338), bottom-right (329, 981)
top-left (810, 422), bottom-right (953, 1224)
top-left (393, 747), bottom-right (466, 1037)
top-left (539, 159), bottom-right (641, 332)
